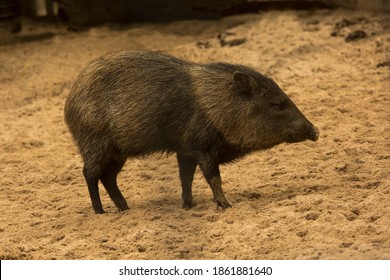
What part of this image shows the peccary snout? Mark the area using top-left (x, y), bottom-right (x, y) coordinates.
top-left (64, 51), bottom-right (319, 214)
top-left (311, 126), bottom-right (320, 142)
top-left (286, 121), bottom-right (319, 143)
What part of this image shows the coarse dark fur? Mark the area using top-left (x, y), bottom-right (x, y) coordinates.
top-left (64, 51), bottom-right (319, 214)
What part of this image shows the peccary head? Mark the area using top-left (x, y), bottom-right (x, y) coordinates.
top-left (196, 65), bottom-right (319, 151)
top-left (231, 71), bottom-right (319, 149)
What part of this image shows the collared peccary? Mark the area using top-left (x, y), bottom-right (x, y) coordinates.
top-left (64, 51), bottom-right (319, 214)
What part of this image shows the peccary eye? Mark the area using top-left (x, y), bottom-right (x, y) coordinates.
top-left (272, 102), bottom-right (285, 111)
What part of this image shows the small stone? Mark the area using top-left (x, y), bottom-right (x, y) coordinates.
top-left (344, 213), bottom-right (357, 221)
top-left (340, 242), bottom-right (353, 248)
top-left (345, 30), bottom-right (367, 42)
top-left (305, 212), bottom-right (320, 220)
top-left (351, 208), bottom-right (360, 216)
top-left (369, 215), bottom-right (380, 222)
top-left (297, 230), bottom-right (308, 237)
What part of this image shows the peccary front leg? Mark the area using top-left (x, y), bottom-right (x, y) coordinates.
top-left (177, 153), bottom-right (197, 209)
top-left (197, 154), bottom-right (231, 210)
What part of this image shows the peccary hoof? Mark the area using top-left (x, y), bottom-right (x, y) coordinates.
top-left (94, 208), bottom-right (106, 214)
top-left (116, 200), bottom-right (130, 211)
top-left (216, 200), bottom-right (232, 210)
top-left (183, 200), bottom-right (197, 210)
top-left (118, 205), bottom-right (130, 212)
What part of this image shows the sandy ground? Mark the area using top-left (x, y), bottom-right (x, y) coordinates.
top-left (0, 8), bottom-right (389, 260)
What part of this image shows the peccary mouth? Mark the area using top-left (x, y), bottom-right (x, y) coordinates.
top-left (287, 126), bottom-right (319, 143)
top-left (287, 133), bottom-right (299, 143)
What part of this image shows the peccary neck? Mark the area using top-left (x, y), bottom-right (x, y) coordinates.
top-left (211, 137), bottom-right (256, 164)
top-left (190, 65), bottom-right (268, 151)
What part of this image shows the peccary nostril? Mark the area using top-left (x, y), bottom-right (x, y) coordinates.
top-left (311, 126), bottom-right (320, 142)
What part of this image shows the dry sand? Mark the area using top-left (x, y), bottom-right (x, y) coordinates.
top-left (0, 8), bottom-right (389, 260)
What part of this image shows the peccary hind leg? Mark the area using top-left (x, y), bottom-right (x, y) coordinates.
top-left (100, 157), bottom-right (129, 211)
top-left (197, 154), bottom-right (231, 210)
top-left (83, 167), bottom-right (104, 214)
top-left (177, 154), bottom-right (197, 209)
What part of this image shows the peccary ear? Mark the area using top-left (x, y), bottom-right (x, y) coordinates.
top-left (233, 71), bottom-right (256, 99)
